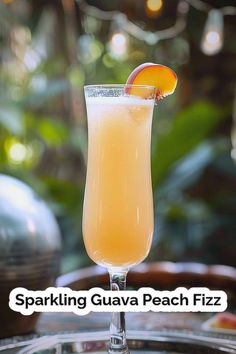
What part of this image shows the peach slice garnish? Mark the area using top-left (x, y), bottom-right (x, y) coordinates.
top-left (126, 62), bottom-right (177, 100)
top-left (211, 313), bottom-right (236, 330)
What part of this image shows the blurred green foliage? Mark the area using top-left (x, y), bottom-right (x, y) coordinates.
top-left (0, 1), bottom-right (236, 273)
top-left (152, 102), bottom-right (225, 186)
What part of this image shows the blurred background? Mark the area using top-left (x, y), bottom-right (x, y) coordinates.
top-left (0, 0), bottom-right (236, 274)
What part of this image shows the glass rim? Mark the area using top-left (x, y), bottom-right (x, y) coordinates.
top-left (84, 84), bottom-right (156, 90)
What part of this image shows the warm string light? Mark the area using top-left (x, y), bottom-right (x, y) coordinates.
top-left (145, 0), bottom-right (163, 17)
top-left (79, 1), bottom-right (189, 47)
top-left (201, 9), bottom-right (223, 56)
top-left (77, 0), bottom-right (236, 56)
top-left (109, 32), bottom-right (128, 59)
top-left (146, 0), bottom-right (163, 12)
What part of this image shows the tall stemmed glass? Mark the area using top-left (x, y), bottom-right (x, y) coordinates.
top-left (83, 85), bottom-right (156, 353)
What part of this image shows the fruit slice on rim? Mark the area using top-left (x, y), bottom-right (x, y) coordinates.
top-left (126, 62), bottom-right (177, 100)
top-left (211, 313), bottom-right (236, 330)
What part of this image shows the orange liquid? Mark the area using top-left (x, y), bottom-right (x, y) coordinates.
top-left (83, 97), bottom-right (154, 268)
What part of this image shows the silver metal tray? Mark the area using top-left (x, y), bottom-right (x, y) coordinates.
top-left (1, 331), bottom-right (236, 354)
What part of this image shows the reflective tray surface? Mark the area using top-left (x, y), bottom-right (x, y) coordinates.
top-left (1, 331), bottom-right (236, 354)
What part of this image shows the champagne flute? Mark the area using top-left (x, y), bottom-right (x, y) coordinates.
top-left (83, 84), bottom-right (156, 353)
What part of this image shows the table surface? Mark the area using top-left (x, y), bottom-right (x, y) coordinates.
top-left (37, 311), bottom-right (210, 334)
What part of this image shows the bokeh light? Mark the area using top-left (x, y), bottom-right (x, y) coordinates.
top-left (9, 143), bottom-right (27, 164)
top-left (146, 0), bottom-right (163, 12)
top-left (206, 31), bottom-right (220, 45)
top-left (24, 49), bottom-right (41, 71)
top-left (77, 34), bottom-right (103, 64)
top-left (4, 138), bottom-right (34, 165)
top-left (109, 32), bottom-right (128, 59)
top-left (146, 0), bottom-right (163, 17)
top-left (201, 9), bottom-right (223, 56)
top-left (201, 30), bottom-right (223, 55)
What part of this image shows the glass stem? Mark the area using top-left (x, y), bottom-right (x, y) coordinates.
top-left (108, 269), bottom-right (129, 354)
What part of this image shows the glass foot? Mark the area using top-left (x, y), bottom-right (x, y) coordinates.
top-left (108, 345), bottom-right (129, 354)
